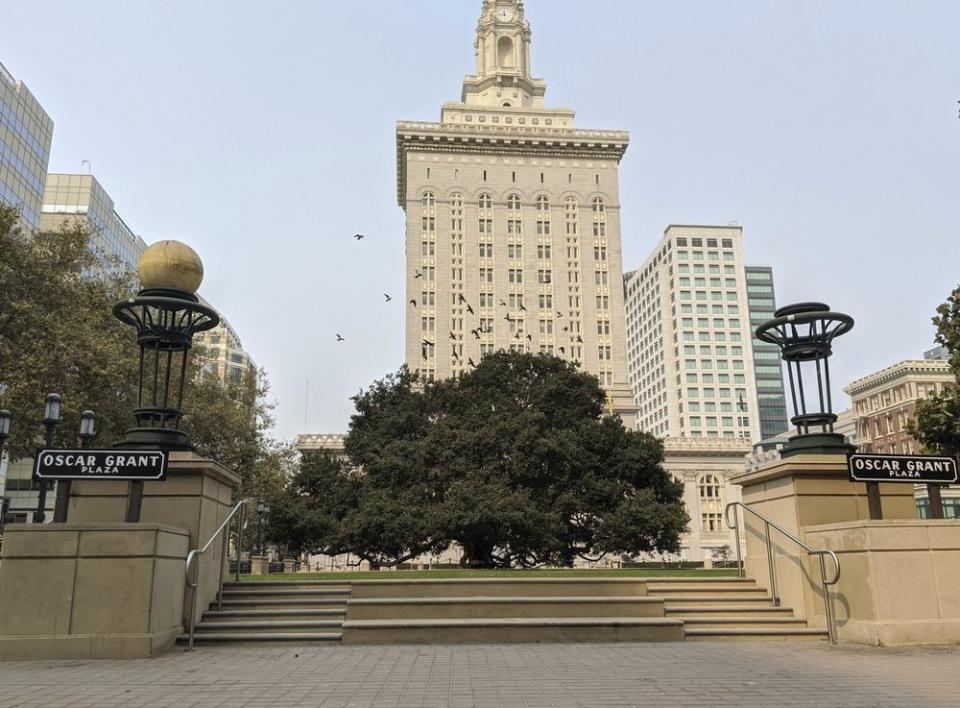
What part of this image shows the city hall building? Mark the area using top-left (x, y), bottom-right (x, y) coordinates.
top-left (396, 0), bottom-right (635, 425)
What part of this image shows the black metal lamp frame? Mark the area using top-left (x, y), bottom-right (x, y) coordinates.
top-left (113, 288), bottom-right (220, 451)
top-left (755, 303), bottom-right (856, 458)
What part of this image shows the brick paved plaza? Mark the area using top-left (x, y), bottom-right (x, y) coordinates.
top-left (0, 641), bottom-right (957, 708)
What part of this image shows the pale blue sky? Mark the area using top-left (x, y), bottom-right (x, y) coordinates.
top-left (4, 0), bottom-right (958, 439)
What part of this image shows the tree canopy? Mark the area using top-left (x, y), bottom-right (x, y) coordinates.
top-left (911, 284), bottom-right (960, 460)
top-left (268, 352), bottom-right (688, 568)
top-left (0, 204), bottom-right (290, 497)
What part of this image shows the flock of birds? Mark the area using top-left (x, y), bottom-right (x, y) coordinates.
top-left (336, 233), bottom-right (584, 368)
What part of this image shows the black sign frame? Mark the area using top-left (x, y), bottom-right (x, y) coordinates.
top-left (33, 449), bottom-right (168, 481)
top-left (848, 453), bottom-right (958, 485)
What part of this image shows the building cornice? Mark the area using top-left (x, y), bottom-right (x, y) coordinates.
top-left (396, 120), bottom-right (630, 206)
top-left (844, 359), bottom-right (954, 396)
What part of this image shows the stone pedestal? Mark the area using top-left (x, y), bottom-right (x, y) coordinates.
top-left (0, 524), bottom-right (189, 659)
top-left (66, 452), bottom-right (240, 625)
top-left (283, 558), bottom-right (296, 573)
top-left (250, 555), bottom-right (268, 576)
top-left (0, 453), bottom-right (240, 659)
top-left (732, 454), bottom-right (956, 645)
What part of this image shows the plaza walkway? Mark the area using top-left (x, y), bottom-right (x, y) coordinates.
top-left (0, 640), bottom-right (956, 707)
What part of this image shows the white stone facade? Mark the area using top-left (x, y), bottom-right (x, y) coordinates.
top-left (397, 0), bottom-right (635, 423)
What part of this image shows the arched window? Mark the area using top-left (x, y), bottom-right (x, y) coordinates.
top-left (450, 193), bottom-right (464, 234)
top-left (536, 196), bottom-right (550, 212)
top-left (592, 197), bottom-right (606, 214)
top-left (592, 198), bottom-right (607, 237)
top-left (498, 36), bottom-right (515, 68)
top-left (536, 196), bottom-right (551, 236)
top-left (422, 192), bottom-right (436, 210)
top-left (699, 475), bottom-right (721, 500)
top-left (507, 194), bottom-right (522, 211)
top-left (478, 193), bottom-right (493, 211)
top-left (699, 474), bottom-right (724, 534)
top-left (421, 192), bottom-right (436, 233)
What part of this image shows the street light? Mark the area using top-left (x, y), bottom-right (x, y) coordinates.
top-left (255, 500), bottom-right (270, 555)
top-left (112, 242), bottom-right (219, 521)
top-left (0, 411), bottom-right (10, 536)
top-left (54, 411), bottom-right (98, 523)
top-left (755, 303), bottom-right (856, 458)
top-left (35, 394), bottom-right (61, 523)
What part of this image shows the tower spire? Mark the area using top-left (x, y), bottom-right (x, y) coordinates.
top-left (462, 0), bottom-right (545, 108)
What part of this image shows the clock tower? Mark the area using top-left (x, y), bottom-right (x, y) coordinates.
top-left (396, 0), bottom-right (638, 427)
top-left (463, 0), bottom-right (546, 108)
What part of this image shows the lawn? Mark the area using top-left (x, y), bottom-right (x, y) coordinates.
top-left (238, 568), bottom-right (739, 582)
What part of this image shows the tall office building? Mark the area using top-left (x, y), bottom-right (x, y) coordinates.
top-left (0, 61), bottom-right (53, 230)
top-left (625, 225), bottom-right (762, 442)
top-left (194, 308), bottom-right (258, 386)
top-left (396, 0), bottom-right (635, 422)
top-left (744, 266), bottom-right (789, 439)
top-left (41, 173), bottom-right (148, 272)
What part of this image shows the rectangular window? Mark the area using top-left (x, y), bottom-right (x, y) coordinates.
top-left (509, 269), bottom-right (523, 284)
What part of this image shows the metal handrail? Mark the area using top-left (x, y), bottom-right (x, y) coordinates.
top-left (725, 501), bottom-right (841, 644)
top-left (184, 499), bottom-right (247, 650)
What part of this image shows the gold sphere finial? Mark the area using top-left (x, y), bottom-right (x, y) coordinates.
top-left (138, 240), bottom-right (204, 293)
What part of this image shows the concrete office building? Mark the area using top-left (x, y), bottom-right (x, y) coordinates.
top-left (41, 173), bottom-right (148, 272)
top-left (744, 266), bottom-right (789, 439)
top-left (625, 225), bottom-right (762, 443)
top-left (844, 355), bottom-right (958, 519)
top-left (397, 0), bottom-right (635, 423)
top-left (194, 309), bottom-right (257, 386)
top-left (0, 61), bottom-right (53, 230)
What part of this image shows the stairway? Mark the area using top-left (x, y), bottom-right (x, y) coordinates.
top-left (340, 578), bottom-right (684, 644)
top-left (646, 577), bottom-right (828, 641)
top-left (177, 581), bottom-right (349, 645)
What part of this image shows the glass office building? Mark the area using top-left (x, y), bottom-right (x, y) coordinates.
top-left (41, 173), bottom-right (148, 272)
top-left (745, 266), bottom-right (789, 439)
top-left (0, 61), bottom-right (53, 230)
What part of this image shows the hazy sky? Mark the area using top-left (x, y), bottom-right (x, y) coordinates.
top-left (4, 0), bottom-right (958, 440)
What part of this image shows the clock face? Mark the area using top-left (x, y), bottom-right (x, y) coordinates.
top-left (497, 7), bottom-right (514, 22)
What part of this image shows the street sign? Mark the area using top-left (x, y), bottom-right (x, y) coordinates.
top-left (848, 453), bottom-right (957, 485)
top-left (34, 450), bottom-right (168, 481)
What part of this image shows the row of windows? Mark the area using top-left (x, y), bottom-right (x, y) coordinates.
top-left (423, 192), bottom-right (608, 213)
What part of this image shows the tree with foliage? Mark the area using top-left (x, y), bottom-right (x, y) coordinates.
top-left (268, 352), bottom-right (688, 568)
top-left (910, 285), bottom-right (960, 460)
top-left (0, 204), bottom-right (292, 496)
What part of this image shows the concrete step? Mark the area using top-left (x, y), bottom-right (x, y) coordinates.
top-left (680, 617), bottom-right (809, 630)
top-left (645, 579), bottom-right (757, 589)
top-left (647, 586), bottom-right (769, 596)
top-left (350, 579), bottom-right (648, 599)
top-left (649, 594), bottom-right (775, 606)
top-left (219, 598), bottom-right (349, 610)
top-left (203, 609), bottom-right (346, 622)
top-left (346, 596), bottom-right (666, 621)
top-left (221, 588), bottom-right (350, 598)
top-left (665, 605), bottom-right (795, 619)
top-left (684, 627), bottom-right (828, 641)
top-left (224, 581), bottom-right (351, 589)
top-left (645, 576), bottom-right (753, 584)
top-left (177, 632), bottom-right (341, 645)
top-left (341, 617), bottom-right (685, 644)
top-left (194, 620), bottom-right (343, 634)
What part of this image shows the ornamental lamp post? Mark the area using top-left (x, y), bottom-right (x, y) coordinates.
top-left (755, 303), bottom-right (856, 459)
top-left (54, 411), bottom-right (97, 522)
top-left (0, 411), bottom-right (9, 536)
top-left (34, 394), bottom-right (62, 523)
top-left (112, 241), bottom-right (220, 521)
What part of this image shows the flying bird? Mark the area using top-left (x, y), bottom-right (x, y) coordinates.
top-left (409, 299), bottom-right (418, 307)
top-left (514, 333), bottom-right (521, 340)
top-left (526, 334), bottom-right (533, 342)
top-left (559, 347), bottom-right (566, 355)
top-left (384, 294), bottom-right (392, 302)
top-left (562, 326), bottom-right (569, 333)
top-left (414, 270), bottom-right (423, 279)
top-left (449, 332), bottom-right (457, 341)
top-left (422, 339), bottom-right (434, 347)
top-left (468, 357), bottom-right (477, 368)
top-left (354, 234), bottom-right (365, 241)
top-left (466, 304), bottom-right (475, 315)
top-left (555, 311), bottom-right (564, 319)
top-left (471, 329), bottom-right (481, 340)
top-left (576, 335), bottom-right (584, 344)
top-left (336, 334), bottom-right (345, 342)
top-left (519, 304), bottom-right (527, 312)
top-left (504, 314), bottom-right (513, 322)
top-left (500, 300), bottom-right (507, 307)
top-left (457, 294), bottom-right (467, 304)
